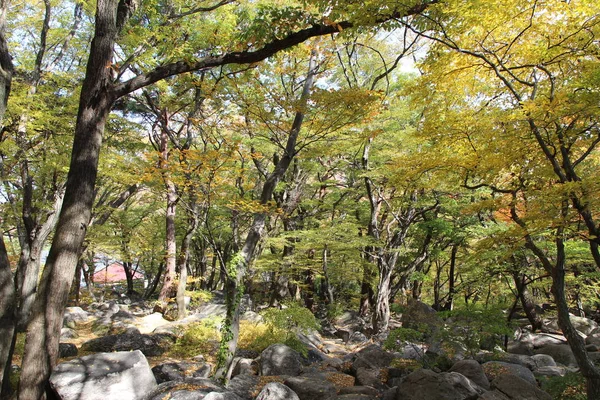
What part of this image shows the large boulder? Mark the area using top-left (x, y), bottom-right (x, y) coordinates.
top-left (81, 332), bottom-right (174, 356)
top-left (395, 369), bottom-right (483, 400)
top-left (254, 382), bottom-right (300, 400)
top-left (400, 299), bottom-right (441, 334)
top-left (49, 350), bottom-right (156, 400)
top-left (482, 362), bottom-right (536, 386)
top-left (533, 344), bottom-right (577, 367)
top-left (449, 360), bottom-right (490, 390)
top-left (226, 374), bottom-right (259, 399)
top-left (283, 375), bottom-right (337, 400)
top-left (491, 374), bottom-right (552, 400)
top-left (260, 344), bottom-right (303, 376)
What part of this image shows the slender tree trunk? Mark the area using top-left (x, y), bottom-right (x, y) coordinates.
top-left (321, 245), bottom-right (334, 304)
top-left (442, 244), bottom-right (458, 311)
top-left (215, 52), bottom-right (317, 381)
top-left (0, 0), bottom-right (13, 125)
top-left (177, 201), bottom-right (199, 320)
top-left (145, 262), bottom-right (164, 299)
top-left (373, 259), bottom-right (392, 333)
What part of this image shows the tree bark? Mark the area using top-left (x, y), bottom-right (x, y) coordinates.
top-left (17, 0), bottom-right (119, 397)
top-left (0, 235), bottom-right (16, 398)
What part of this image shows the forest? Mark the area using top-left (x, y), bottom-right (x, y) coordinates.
top-left (0, 0), bottom-right (599, 399)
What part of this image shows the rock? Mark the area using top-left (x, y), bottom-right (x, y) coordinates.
top-left (241, 311), bottom-right (263, 323)
top-left (196, 303), bottom-right (228, 318)
top-left (283, 376), bottom-right (337, 400)
top-left (334, 310), bottom-right (361, 326)
top-left (400, 299), bottom-right (441, 334)
top-left (396, 369), bottom-right (483, 400)
top-left (585, 332), bottom-right (600, 347)
top-left (338, 386), bottom-right (380, 397)
top-left (203, 392), bottom-right (243, 400)
top-left (58, 343), bottom-right (78, 358)
top-left (533, 366), bottom-right (568, 377)
top-left (400, 343), bottom-right (426, 360)
top-left (81, 332), bottom-right (174, 356)
top-left (337, 395), bottom-right (377, 400)
top-left (231, 357), bottom-right (257, 377)
top-left (62, 307), bottom-right (89, 328)
top-left (534, 344), bottom-right (577, 367)
top-left (260, 344), bottom-right (303, 376)
top-left (478, 391), bottom-right (510, 400)
top-left (531, 354), bottom-right (556, 368)
top-left (137, 312), bottom-right (171, 334)
top-left (354, 367), bottom-right (387, 390)
top-left (335, 329), bottom-right (351, 343)
top-left (226, 374), bottom-right (259, 399)
top-left (449, 360), bottom-right (490, 389)
top-left (49, 350), bottom-right (157, 400)
top-left (476, 352), bottom-right (536, 370)
top-left (60, 327), bottom-right (78, 340)
top-left (351, 344), bottom-right (395, 371)
top-left (152, 361), bottom-right (212, 383)
top-left (143, 379), bottom-right (222, 400)
top-left (254, 382), bottom-right (299, 400)
top-left (491, 374), bottom-right (552, 400)
top-left (482, 361), bottom-right (536, 386)
top-left (349, 332), bottom-right (369, 344)
top-left (544, 315), bottom-right (598, 336)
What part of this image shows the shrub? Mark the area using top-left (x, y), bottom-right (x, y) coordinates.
top-left (383, 327), bottom-right (424, 352)
top-left (239, 302), bottom-right (319, 357)
top-left (171, 317), bottom-right (221, 359)
top-left (541, 372), bottom-right (586, 400)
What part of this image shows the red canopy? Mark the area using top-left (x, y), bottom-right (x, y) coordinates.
top-left (92, 263), bottom-right (144, 284)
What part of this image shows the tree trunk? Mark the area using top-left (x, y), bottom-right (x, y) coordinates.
top-left (177, 201), bottom-right (199, 320)
top-left (214, 52), bottom-right (317, 381)
top-left (17, 0), bottom-right (118, 397)
top-left (145, 262), bottom-right (164, 299)
top-left (0, 235), bottom-right (16, 398)
top-left (441, 244), bottom-right (458, 311)
top-left (373, 259), bottom-right (392, 333)
top-left (0, 0), bottom-right (13, 125)
top-left (320, 245), bottom-right (334, 304)
top-left (123, 261), bottom-right (134, 296)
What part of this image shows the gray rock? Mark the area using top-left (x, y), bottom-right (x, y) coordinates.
top-left (255, 382), bottom-right (299, 400)
top-left (62, 307), bottom-right (89, 328)
top-left (476, 352), bottom-right (536, 370)
top-left (283, 375), bottom-right (337, 400)
top-left (50, 350), bottom-right (157, 400)
top-left (400, 299), bottom-right (441, 333)
top-left (534, 344), bottom-right (577, 367)
top-left (203, 392), bottom-right (243, 400)
top-left (354, 367), bottom-right (387, 390)
top-left (449, 360), bottom-right (490, 389)
top-left (335, 329), bottom-right (351, 343)
top-left (531, 354), bottom-right (556, 368)
top-left (533, 366), bottom-right (568, 377)
top-left (478, 391), bottom-right (510, 400)
top-left (544, 315), bottom-right (598, 336)
top-left (152, 361), bottom-right (212, 383)
top-left (396, 369), bottom-right (483, 400)
top-left (226, 373), bottom-right (259, 399)
top-left (81, 332), bottom-right (175, 356)
top-left (349, 332), bottom-right (369, 344)
top-left (491, 374), bottom-right (552, 400)
top-left (241, 311), bottom-right (263, 323)
top-left (586, 333), bottom-right (600, 347)
top-left (482, 361), bottom-right (537, 386)
top-left (352, 344), bottom-right (395, 370)
top-left (58, 343), bottom-right (78, 358)
top-left (231, 357), bottom-right (257, 377)
top-left (60, 327), bottom-right (78, 340)
top-left (260, 344), bottom-right (303, 376)
top-left (337, 395), bottom-right (377, 400)
top-left (338, 386), bottom-right (380, 397)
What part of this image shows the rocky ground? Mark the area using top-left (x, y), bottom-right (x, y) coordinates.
top-left (44, 295), bottom-right (600, 400)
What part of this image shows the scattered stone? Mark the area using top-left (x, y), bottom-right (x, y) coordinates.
top-left (349, 332), bottom-right (369, 344)
top-left (260, 344), bottom-right (303, 376)
top-left (254, 382), bottom-right (299, 400)
top-left (338, 386), bottom-right (380, 397)
top-left (533, 366), bottom-right (568, 378)
top-left (49, 350), bottom-right (156, 400)
top-left (62, 307), bottom-right (89, 328)
top-left (337, 395), bottom-right (377, 400)
top-left (58, 343), bottom-right (78, 358)
top-left (354, 367), bottom-right (387, 391)
top-left (531, 354), bottom-right (556, 368)
top-left (231, 357), bottom-right (257, 377)
top-left (545, 315), bottom-right (598, 336)
top-left (351, 344), bottom-right (395, 371)
top-left (60, 327), bottom-right (78, 340)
